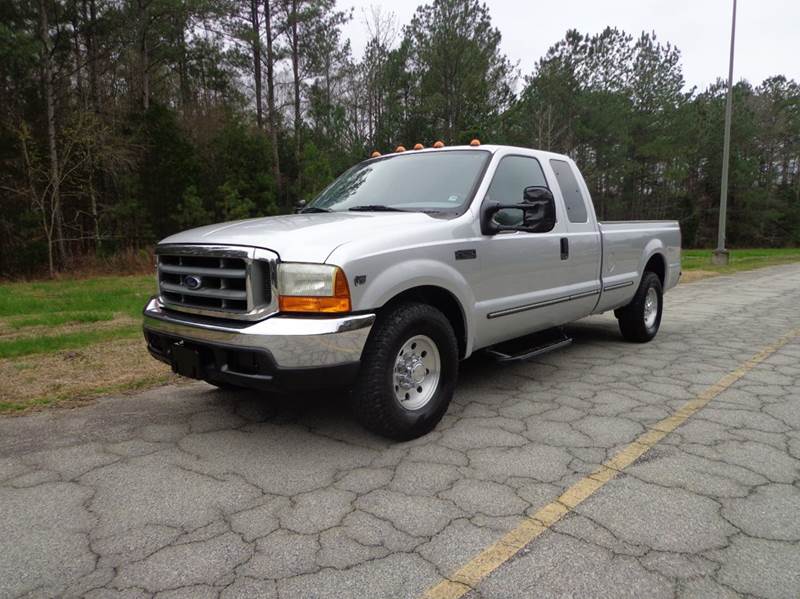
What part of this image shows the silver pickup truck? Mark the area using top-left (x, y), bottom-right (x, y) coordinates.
top-left (143, 144), bottom-right (681, 439)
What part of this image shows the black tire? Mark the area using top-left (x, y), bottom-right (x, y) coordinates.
top-left (351, 302), bottom-right (459, 440)
top-left (615, 271), bottom-right (663, 343)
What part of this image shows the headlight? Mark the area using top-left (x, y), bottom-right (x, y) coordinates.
top-left (277, 263), bottom-right (351, 313)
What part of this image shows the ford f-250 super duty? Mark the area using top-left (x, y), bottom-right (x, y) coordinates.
top-left (143, 144), bottom-right (681, 439)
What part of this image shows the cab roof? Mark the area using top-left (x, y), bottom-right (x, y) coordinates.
top-left (370, 144), bottom-right (571, 163)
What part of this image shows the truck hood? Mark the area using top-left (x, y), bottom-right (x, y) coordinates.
top-left (159, 212), bottom-right (445, 263)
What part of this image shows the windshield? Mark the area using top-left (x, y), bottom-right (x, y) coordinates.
top-left (304, 150), bottom-right (490, 214)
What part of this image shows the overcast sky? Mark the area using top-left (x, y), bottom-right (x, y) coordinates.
top-left (340, 0), bottom-right (800, 91)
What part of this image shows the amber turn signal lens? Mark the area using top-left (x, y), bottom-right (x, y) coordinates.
top-left (279, 296), bottom-right (351, 313)
top-left (278, 268), bottom-right (351, 313)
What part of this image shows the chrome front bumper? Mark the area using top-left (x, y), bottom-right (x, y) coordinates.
top-left (143, 297), bottom-right (375, 369)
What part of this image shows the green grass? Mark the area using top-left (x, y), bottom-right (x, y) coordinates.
top-left (0, 274), bottom-right (154, 319)
top-left (0, 274), bottom-right (154, 358)
top-left (7, 311), bottom-right (116, 329)
top-left (0, 325), bottom-right (141, 359)
top-left (682, 248), bottom-right (800, 274)
top-left (0, 274), bottom-right (168, 412)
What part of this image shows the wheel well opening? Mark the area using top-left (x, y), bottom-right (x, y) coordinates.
top-left (645, 253), bottom-right (666, 286)
top-left (383, 286), bottom-right (467, 358)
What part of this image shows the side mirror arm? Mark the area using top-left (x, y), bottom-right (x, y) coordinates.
top-left (480, 201), bottom-right (501, 235)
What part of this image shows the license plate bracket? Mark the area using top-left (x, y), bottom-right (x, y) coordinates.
top-left (170, 343), bottom-right (205, 379)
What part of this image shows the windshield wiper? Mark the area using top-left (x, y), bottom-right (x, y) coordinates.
top-left (301, 206), bottom-right (331, 213)
top-left (348, 205), bottom-right (407, 212)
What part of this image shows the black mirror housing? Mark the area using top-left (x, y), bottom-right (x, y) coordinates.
top-left (480, 186), bottom-right (556, 235)
top-left (523, 186), bottom-right (554, 203)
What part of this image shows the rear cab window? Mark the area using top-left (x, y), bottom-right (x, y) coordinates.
top-left (550, 159), bottom-right (588, 223)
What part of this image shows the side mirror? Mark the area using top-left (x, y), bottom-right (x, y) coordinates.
top-left (523, 186), bottom-right (553, 203)
top-left (481, 186), bottom-right (556, 235)
top-left (293, 199), bottom-right (307, 214)
top-left (520, 186), bottom-right (556, 231)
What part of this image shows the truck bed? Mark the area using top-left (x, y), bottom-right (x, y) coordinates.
top-left (594, 220), bottom-right (682, 313)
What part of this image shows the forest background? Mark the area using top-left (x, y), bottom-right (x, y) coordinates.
top-left (2, 0), bottom-right (798, 277)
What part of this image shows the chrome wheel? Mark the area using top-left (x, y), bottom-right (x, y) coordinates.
top-left (643, 287), bottom-right (658, 328)
top-left (393, 334), bottom-right (441, 410)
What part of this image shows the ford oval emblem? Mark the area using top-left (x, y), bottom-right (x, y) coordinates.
top-left (184, 275), bottom-right (202, 290)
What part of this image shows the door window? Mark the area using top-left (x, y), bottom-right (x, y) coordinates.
top-left (484, 156), bottom-right (548, 227)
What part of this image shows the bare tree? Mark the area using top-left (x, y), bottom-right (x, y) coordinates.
top-left (250, 0), bottom-right (263, 128)
top-left (263, 0), bottom-right (282, 196)
top-left (281, 0), bottom-right (302, 181)
top-left (16, 120), bottom-right (89, 276)
top-left (135, 0), bottom-right (151, 110)
top-left (361, 6), bottom-right (397, 147)
top-left (82, 0), bottom-right (100, 112)
top-left (37, 0), bottom-right (68, 267)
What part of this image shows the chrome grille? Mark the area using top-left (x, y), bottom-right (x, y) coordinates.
top-left (156, 245), bottom-right (277, 321)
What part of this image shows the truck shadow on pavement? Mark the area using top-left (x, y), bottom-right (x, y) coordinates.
top-left (206, 319), bottom-right (626, 442)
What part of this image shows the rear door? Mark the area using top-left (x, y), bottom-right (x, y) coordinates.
top-left (548, 158), bottom-right (602, 321)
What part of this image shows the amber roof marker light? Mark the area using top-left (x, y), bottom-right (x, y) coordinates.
top-left (394, 145), bottom-right (406, 153)
top-left (371, 151), bottom-right (381, 158)
top-left (470, 138), bottom-right (481, 146)
top-left (413, 143), bottom-right (424, 150)
top-left (433, 141), bottom-right (445, 148)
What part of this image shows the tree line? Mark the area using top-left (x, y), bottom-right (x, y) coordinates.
top-left (1, 0), bottom-right (798, 277)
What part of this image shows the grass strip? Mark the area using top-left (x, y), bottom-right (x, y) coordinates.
top-left (682, 248), bottom-right (800, 274)
top-left (8, 311), bottom-right (116, 329)
top-left (0, 275), bottom-right (155, 319)
top-left (0, 371), bottom-right (173, 413)
top-left (0, 325), bottom-right (141, 359)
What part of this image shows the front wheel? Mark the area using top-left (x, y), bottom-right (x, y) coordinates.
top-left (351, 302), bottom-right (458, 440)
top-left (615, 271), bottom-right (663, 343)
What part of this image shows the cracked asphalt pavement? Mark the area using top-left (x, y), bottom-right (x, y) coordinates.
top-left (1, 264), bottom-right (799, 599)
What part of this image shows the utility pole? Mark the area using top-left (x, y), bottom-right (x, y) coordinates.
top-left (713, 0), bottom-right (737, 265)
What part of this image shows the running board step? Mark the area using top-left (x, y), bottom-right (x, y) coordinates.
top-left (484, 328), bottom-right (573, 362)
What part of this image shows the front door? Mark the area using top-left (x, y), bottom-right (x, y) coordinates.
top-left (472, 154), bottom-right (574, 349)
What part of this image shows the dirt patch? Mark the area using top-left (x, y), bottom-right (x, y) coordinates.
top-left (0, 315), bottom-right (139, 340)
top-left (0, 338), bottom-right (177, 412)
top-left (680, 270), bottom-right (720, 284)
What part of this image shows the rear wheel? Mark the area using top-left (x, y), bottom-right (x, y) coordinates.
top-left (615, 271), bottom-right (663, 343)
top-left (351, 302), bottom-right (458, 440)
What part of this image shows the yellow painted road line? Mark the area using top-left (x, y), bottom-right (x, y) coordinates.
top-left (423, 328), bottom-right (800, 599)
